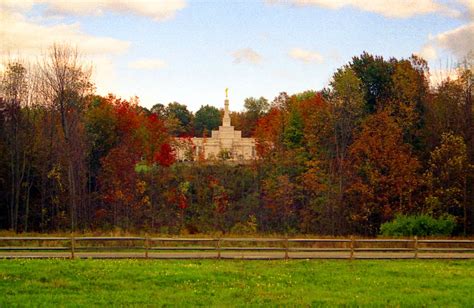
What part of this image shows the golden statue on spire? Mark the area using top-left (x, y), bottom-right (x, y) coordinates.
top-left (225, 88), bottom-right (228, 98)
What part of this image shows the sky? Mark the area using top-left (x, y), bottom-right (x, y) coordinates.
top-left (1, 0), bottom-right (473, 111)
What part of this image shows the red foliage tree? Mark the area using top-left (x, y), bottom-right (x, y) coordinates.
top-left (97, 97), bottom-right (175, 229)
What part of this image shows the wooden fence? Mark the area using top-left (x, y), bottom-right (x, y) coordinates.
top-left (0, 236), bottom-right (473, 259)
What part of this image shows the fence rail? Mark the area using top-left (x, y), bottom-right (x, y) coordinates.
top-left (0, 236), bottom-right (473, 259)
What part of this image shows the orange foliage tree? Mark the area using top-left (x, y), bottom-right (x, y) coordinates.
top-left (346, 111), bottom-right (420, 234)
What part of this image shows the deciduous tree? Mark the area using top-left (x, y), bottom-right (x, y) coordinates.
top-left (346, 111), bottom-right (420, 235)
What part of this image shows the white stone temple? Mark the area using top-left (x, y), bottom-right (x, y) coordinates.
top-left (175, 90), bottom-right (256, 161)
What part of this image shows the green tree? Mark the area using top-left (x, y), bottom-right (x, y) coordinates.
top-left (243, 96), bottom-right (269, 136)
top-left (244, 96), bottom-right (269, 118)
top-left (283, 108), bottom-right (304, 149)
top-left (349, 52), bottom-right (394, 113)
top-left (84, 95), bottom-right (119, 191)
top-left (326, 67), bottom-right (366, 233)
top-left (165, 102), bottom-right (193, 136)
top-left (424, 132), bottom-right (471, 233)
top-left (150, 103), bottom-right (166, 118)
top-left (390, 56), bottom-right (429, 150)
top-left (453, 53), bottom-right (473, 163)
top-left (194, 105), bottom-right (221, 136)
top-left (424, 78), bottom-right (468, 153)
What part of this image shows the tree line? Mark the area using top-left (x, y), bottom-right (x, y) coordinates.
top-left (0, 45), bottom-right (472, 235)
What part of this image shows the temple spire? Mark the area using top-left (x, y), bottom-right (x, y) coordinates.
top-left (223, 88), bottom-right (231, 127)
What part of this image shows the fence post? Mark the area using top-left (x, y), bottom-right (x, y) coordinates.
top-left (350, 236), bottom-right (354, 260)
top-left (145, 234), bottom-right (149, 259)
top-left (216, 238), bottom-right (221, 260)
top-left (284, 237), bottom-right (289, 260)
top-left (414, 236), bottom-right (418, 259)
top-left (70, 234), bottom-right (75, 260)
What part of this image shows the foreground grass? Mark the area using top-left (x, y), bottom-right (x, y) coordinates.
top-left (0, 259), bottom-right (473, 306)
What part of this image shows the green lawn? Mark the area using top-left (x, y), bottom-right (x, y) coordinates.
top-left (0, 259), bottom-right (473, 306)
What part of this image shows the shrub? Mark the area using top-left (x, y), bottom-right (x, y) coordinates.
top-left (380, 214), bottom-right (455, 236)
top-left (230, 215), bottom-right (258, 235)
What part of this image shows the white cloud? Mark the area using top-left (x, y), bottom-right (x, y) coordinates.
top-left (0, 0), bottom-right (35, 12)
top-left (457, 0), bottom-right (474, 20)
top-left (0, 9), bottom-right (131, 98)
top-left (413, 1), bottom-right (473, 63)
top-left (417, 22), bottom-right (473, 61)
top-left (434, 22), bottom-right (474, 57)
top-left (91, 56), bottom-right (119, 95)
top-left (289, 48), bottom-right (323, 63)
top-left (0, 11), bottom-right (130, 59)
top-left (269, 0), bottom-right (460, 18)
top-left (232, 48), bottom-right (263, 65)
top-left (44, 0), bottom-right (186, 21)
top-left (0, 0), bottom-right (185, 102)
top-left (129, 58), bottom-right (167, 70)
top-left (1, 0), bottom-right (187, 21)
top-left (416, 44), bottom-right (438, 61)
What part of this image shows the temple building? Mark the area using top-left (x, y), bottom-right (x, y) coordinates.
top-left (175, 90), bottom-right (256, 161)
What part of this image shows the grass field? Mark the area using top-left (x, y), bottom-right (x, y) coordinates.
top-left (0, 259), bottom-right (473, 306)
